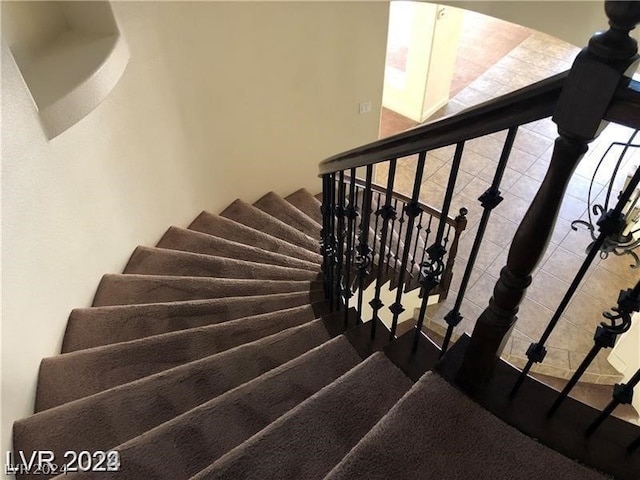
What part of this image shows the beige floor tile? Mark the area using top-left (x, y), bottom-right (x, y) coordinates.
top-left (513, 128), bottom-right (555, 157)
top-left (485, 247), bottom-right (508, 279)
top-left (582, 265), bottom-right (637, 304)
top-left (483, 212), bottom-right (519, 248)
top-left (481, 64), bottom-right (537, 89)
top-left (429, 144), bottom-right (456, 162)
top-left (429, 162), bottom-right (474, 194)
top-left (528, 270), bottom-right (571, 310)
top-left (522, 119), bottom-right (558, 140)
top-left (459, 150), bottom-right (496, 176)
top-left (467, 135), bottom-right (506, 159)
top-left (514, 297), bottom-right (554, 340)
top-left (541, 246), bottom-right (590, 284)
top-left (418, 180), bottom-right (446, 210)
top-left (558, 195), bottom-right (587, 222)
top-left (496, 191), bottom-right (530, 222)
top-left (550, 217), bottom-right (572, 246)
top-left (422, 155), bottom-right (446, 180)
top-left (566, 172), bottom-right (604, 201)
top-left (455, 86), bottom-right (494, 106)
top-left (524, 158), bottom-right (549, 182)
top-left (459, 177), bottom-right (492, 200)
top-left (559, 225), bottom-right (597, 257)
top-left (477, 164), bottom-right (522, 191)
top-left (465, 271), bottom-right (498, 307)
top-left (547, 320), bottom-right (594, 353)
top-left (460, 238), bottom-right (503, 271)
top-left (564, 291), bottom-right (611, 333)
top-left (510, 174), bottom-right (542, 203)
top-left (597, 250), bottom-right (640, 283)
top-left (467, 75), bottom-right (508, 95)
top-left (507, 147), bottom-right (539, 173)
top-left (448, 263), bottom-right (484, 298)
top-left (508, 45), bottom-right (572, 73)
top-left (495, 54), bottom-right (557, 81)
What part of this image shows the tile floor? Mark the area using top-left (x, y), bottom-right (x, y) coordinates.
top-left (377, 23), bottom-right (640, 386)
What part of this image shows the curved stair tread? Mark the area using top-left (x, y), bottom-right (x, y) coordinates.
top-left (36, 305), bottom-right (324, 411)
top-left (324, 372), bottom-right (608, 480)
top-left (285, 188), bottom-right (323, 225)
top-left (64, 292), bottom-right (323, 352)
top-left (123, 246), bottom-right (319, 281)
top-left (93, 274), bottom-right (321, 307)
top-left (15, 321), bottom-right (333, 475)
top-left (55, 337), bottom-right (360, 480)
top-left (253, 191), bottom-right (321, 238)
top-left (220, 199), bottom-right (318, 253)
top-left (189, 212), bottom-right (322, 264)
top-left (190, 353), bottom-right (412, 480)
top-left (157, 226), bottom-right (319, 271)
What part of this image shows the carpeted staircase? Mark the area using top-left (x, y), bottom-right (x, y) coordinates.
top-left (12, 188), bottom-right (608, 479)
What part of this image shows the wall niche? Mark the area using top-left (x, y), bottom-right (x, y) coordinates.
top-left (2, 1), bottom-right (129, 139)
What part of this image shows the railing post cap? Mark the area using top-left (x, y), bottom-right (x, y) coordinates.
top-left (588, 1), bottom-right (640, 61)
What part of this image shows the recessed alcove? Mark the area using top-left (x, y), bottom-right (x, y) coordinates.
top-left (2, 1), bottom-right (129, 139)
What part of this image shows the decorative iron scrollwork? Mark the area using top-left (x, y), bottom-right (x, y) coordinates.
top-left (419, 243), bottom-right (447, 293)
top-left (600, 281), bottom-right (640, 335)
top-left (570, 131), bottom-right (640, 268)
top-left (354, 243), bottom-right (373, 276)
top-left (376, 204), bottom-right (397, 221)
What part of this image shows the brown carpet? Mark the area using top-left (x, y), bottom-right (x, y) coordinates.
top-left (191, 353), bottom-right (412, 480)
top-left (92, 274), bottom-right (321, 306)
top-left (325, 372), bottom-right (607, 480)
top-left (10, 189), bottom-right (609, 480)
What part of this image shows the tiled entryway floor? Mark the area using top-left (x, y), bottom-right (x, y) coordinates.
top-left (377, 26), bottom-right (640, 391)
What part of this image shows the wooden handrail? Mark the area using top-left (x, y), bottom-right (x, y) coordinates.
top-left (604, 79), bottom-right (640, 129)
top-left (319, 71), bottom-right (568, 176)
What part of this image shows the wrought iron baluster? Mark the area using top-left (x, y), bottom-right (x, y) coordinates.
top-left (355, 165), bottom-right (374, 318)
top-left (419, 215), bottom-right (434, 268)
top-left (370, 159), bottom-right (398, 339)
top-left (385, 198), bottom-right (399, 273)
top-left (441, 127), bottom-right (518, 355)
top-left (546, 280), bottom-right (640, 418)
top-left (321, 174), bottom-right (334, 302)
top-left (371, 191), bottom-right (382, 268)
top-left (409, 210), bottom-right (425, 277)
top-left (334, 171), bottom-right (347, 311)
top-left (586, 367), bottom-right (640, 437)
top-left (511, 163), bottom-right (640, 397)
top-left (389, 152), bottom-right (427, 338)
top-left (438, 209), bottom-right (468, 303)
top-left (343, 170), bottom-right (359, 327)
top-left (413, 142), bottom-right (465, 351)
top-left (394, 208), bottom-right (406, 272)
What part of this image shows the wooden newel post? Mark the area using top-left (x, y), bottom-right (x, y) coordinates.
top-left (456, 0), bottom-right (640, 390)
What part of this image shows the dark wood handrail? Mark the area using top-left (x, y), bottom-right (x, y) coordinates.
top-left (347, 175), bottom-right (458, 227)
top-left (319, 71), bottom-right (568, 176)
top-left (604, 79), bottom-right (640, 129)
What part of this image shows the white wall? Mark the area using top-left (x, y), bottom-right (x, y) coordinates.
top-left (1, 1), bottom-right (389, 462)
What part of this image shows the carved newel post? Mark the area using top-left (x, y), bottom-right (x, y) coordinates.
top-left (456, 1), bottom-right (640, 390)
